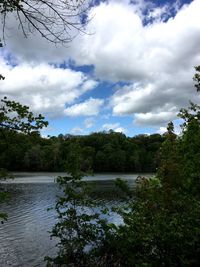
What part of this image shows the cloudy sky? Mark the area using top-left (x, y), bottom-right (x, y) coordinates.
top-left (0, 0), bottom-right (200, 136)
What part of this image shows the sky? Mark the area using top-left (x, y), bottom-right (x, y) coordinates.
top-left (0, 0), bottom-right (200, 137)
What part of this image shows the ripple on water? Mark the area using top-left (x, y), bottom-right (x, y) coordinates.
top-left (0, 173), bottom-right (143, 266)
top-left (0, 183), bottom-right (58, 267)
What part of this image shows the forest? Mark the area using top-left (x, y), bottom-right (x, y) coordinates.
top-left (0, 129), bottom-right (165, 173)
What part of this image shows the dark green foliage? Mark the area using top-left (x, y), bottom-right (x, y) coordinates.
top-left (0, 96), bottom-right (48, 171)
top-left (48, 67), bottom-right (200, 267)
top-left (179, 102), bottom-right (200, 194)
top-left (92, 110), bottom-right (200, 266)
top-left (0, 96), bottom-right (48, 222)
top-left (45, 143), bottom-right (110, 267)
top-left (0, 129), bottom-right (165, 173)
top-left (157, 122), bottom-right (184, 189)
top-left (103, 183), bottom-right (200, 267)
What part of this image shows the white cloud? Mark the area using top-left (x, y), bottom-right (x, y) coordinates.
top-left (71, 0), bottom-right (200, 80)
top-left (157, 127), bottom-right (167, 135)
top-left (102, 123), bottom-right (127, 133)
top-left (70, 127), bottom-right (84, 135)
top-left (1, 0), bottom-right (200, 128)
top-left (110, 69), bottom-right (200, 125)
top-left (111, 83), bottom-right (156, 115)
top-left (72, 0), bottom-right (199, 126)
top-left (0, 58), bottom-right (97, 117)
top-left (157, 124), bottom-right (182, 135)
top-left (103, 123), bottom-right (120, 131)
top-left (64, 98), bottom-right (104, 117)
top-left (114, 127), bottom-right (127, 133)
top-left (134, 110), bottom-right (177, 126)
top-left (84, 118), bottom-right (95, 128)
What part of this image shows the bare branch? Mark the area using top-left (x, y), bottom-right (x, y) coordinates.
top-left (0, 0), bottom-right (90, 44)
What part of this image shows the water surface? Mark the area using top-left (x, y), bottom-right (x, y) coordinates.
top-left (0, 172), bottom-right (151, 267)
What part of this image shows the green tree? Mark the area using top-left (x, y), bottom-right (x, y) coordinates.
top-left (179, 103), bottom-right (200, 194)
top-left (101, 178), bottom-right (200, 267)
top-left (157, 122), bottom-right (184, 190)
top-left (45, 143), bottom-right (109, 267)
top-left (101, 67), bottom-right (200, 266)
top-left (47, 66), bottom-right (200, 266)
top-left (0, 97), bottom-right (48, 133)
top-left (0, 97), bottom-right (48, 222)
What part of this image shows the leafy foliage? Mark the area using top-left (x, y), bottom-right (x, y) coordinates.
top-left (45, 143), bottom-right (111, 267)
top-left (0, 96), bottom-right (48, 133)
top-left (157, 122), bottom-right (184, 189)
top-left (0, 96), bottom-right (48, 223)
top-left (102, 120), bottom-right (200, 266)
top-left (0, 130), bottom-right (165, 173)
top-left (47, 66), bottom-right (200, 267)
top-left (179, 102), bottom-right (200, 194)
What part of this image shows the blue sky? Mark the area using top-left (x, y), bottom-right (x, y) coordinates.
top-left (0, 0), bottom-right (199, 137)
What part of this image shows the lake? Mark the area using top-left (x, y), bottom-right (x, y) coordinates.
top-left (0, 172), bottom-right (152, 267)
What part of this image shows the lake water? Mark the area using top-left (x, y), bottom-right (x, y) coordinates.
top-left (0, 172), bottom-right (151, 267)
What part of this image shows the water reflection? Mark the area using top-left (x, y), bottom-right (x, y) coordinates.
top-left (0, 183), bottom-right (58, 267)
top-left (0, 172), bottom-right (150, 267)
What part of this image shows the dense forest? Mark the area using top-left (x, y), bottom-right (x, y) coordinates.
top-left (0, 129), bottom-right (165, 173)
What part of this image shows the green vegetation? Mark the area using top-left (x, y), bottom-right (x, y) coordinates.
top-left (46, 67), bottom-right (200, 266)
top-left (0, 129), bottom-right (164, 173)
top-left (0, 68), bottom-right (199, 265)
top-left (0, 97), bottom-right (48, 222)
top-left (45, 143), bottom-right (109, 266)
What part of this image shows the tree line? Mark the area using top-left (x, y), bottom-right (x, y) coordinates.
top-left (0, 128), bottom-right (165, 173)
top-left (1, 67), bottom-right (200, 266)
top-left (45, 67), bottom-right (200, 267)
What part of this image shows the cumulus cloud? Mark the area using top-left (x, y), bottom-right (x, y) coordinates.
top-left (114, 127), bottom-right (127, 133)
top-left (71, 0), bottom-right (200, 79)
top-left (134, 110), bottom-right (177, 126)
top-left (72, 0), bottom-right (200, 125)
top-left (1, 0), bottom-right (200, 128)
top-left (110, 68), bottom-right (200, 125)
top-left (0, 57), bottom-right (97, 117)
top-left (157, 127), bottom-right (167, 135)
top-left (70, 127), bottom-right (84, 135)
top-left (84, 118), bottom-right (95, 128)
top-left (102, 123), bottom-right (127, 134)
top-left (64, 98), bottom-right (104, 117)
